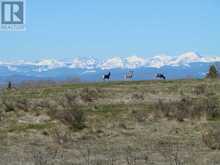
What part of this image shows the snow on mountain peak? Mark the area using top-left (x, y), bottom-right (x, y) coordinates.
top-left (179, 52), bottom-right (201, 60)
top-left (147, 54), bottom-right (172, 68)
top-left (36, 59), bottom-right (65, 69)
top-left (0, 52), bottom-right (219, 72)
top-left (203, 56), bottom-right (220, 63)
top-left (125, 56), bottom-right (146, 69)
top-left (169, 52), bottom-right (202, 66)
top-left (69, 57), bottom-right (97, 69)
top-left (99, 57), bottom-right (124, 70)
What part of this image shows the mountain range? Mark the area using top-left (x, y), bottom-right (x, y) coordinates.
top-left (0, 52), bottom-right (219, 85)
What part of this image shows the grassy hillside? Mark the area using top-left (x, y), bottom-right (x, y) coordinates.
top-left (0, 79), bottom-right (220, 165)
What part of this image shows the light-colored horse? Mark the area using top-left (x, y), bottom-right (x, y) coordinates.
top-left (124, 71), bottom-right (134, 80)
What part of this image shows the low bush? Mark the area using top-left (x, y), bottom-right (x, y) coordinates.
top-left (154, 98), bottom-right (191, 121)
top-left (153, 96), bottom-right (219, 121)
top-left (14, 98), bottom-right (29, 112)
top-left (61, 90), bottom-right (79, 107)
top-left (132, 110), bottom-right (147, 122)
top-left (202, 124), bottom-right (220, 150)
top-left (131, 92), bottom-right (144, 101)
top-left (1, 97), bottom-right (16, 112)
top-left (192, 84), bottom-right (207, 95)
top-left (206, 95), bottom-right (220, 120)
top-left (80, 88), bottom-right (100, 103)
top-left (53, 109), bottom-right (86, 130)
top-left (48, 92), bottom-right (86, 130)
top-left (0, 96), bottom-right (30, 112)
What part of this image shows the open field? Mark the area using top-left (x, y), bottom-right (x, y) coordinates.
top-left (0, 79), bottom-right (220, 165)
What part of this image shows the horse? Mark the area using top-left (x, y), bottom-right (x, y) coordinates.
top-left (103, 72), bottom-right (111, 81)
top-left (155, 73), bottom-right (166, 80)
top-left (124, 71), bottom-right (134, 80)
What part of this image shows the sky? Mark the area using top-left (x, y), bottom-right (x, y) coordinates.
top-left (0, 0), bottom-right (219, 61)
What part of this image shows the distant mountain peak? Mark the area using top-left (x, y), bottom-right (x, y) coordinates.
top-left (147, 54), bottom-right (172, 68)
top-left (35, 59), bottom-right (65, 70)
top-left (125, 56), bottom-right (146, 69)
top-left (169, 52), bottom-right (202, 66)
top-left (0, 52), bottom-right (219, 72)
top-left (99, 57), bottom-right (124, 70)
top-left (69, 57), bottom-right (97, 70)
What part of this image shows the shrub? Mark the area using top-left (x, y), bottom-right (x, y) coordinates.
top-left (1, 96), bottom-right (31, 112)
top-left (156, 139), bottom-right (185, 165)
top-left (154, 94), bottom-right (220, 122)
top-left (47, 90), bottom-right (87, 130)
top-left (131, 93), bottom-right (144, 101)
top-left (15, 98), bottom-right (29, 111)
top-left (206, 95), bottom-right (220, 120)
top-left (1, 98), bottom-right (15, 112)
top-left (53, 129), bottom-right (71, 145)
top-left (155, 99), bottom-right (171, 118)
top-left (175, 98), bottom-right (191, 122)
top-left (0, 109), bottom-right (5, 121)
top-left (192, 84), bottom-right (207, 95)
top-left (202, 124), bottom-right (220, 150)
top-left (62, 90), bottom-right (78, 107)
top-left (132, 110), bottom-right (147, 122)
top-left (52, 108), bottom-right (86, 130)
top-left (153, 97), bottom-right (205, 121)
top-left (32, 149), bottom-right (59, 165)
top-left (80, 88), bottom-right (99, 103)
top-left (154, 98), bottom-right (188, 121)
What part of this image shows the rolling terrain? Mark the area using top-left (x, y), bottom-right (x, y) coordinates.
top-left (0, 79), bottom-right (220, 165)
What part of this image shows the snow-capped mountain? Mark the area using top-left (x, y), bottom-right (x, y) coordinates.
top-left (1, 52), bottom-right (219, 71)
top-left (69, 57), bottom-right (97, 69)
top-left (0, 52), bottom-right (219, 84)
top-left (146, 52), bottom-right (219, 68)
top-left (147, 54), bottom-right (172, 68)
top-left (99, 57), bottom-right (124, 70)
top-left (125, 56), bottom-right (146, 69)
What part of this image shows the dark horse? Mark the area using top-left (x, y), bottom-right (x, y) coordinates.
top-left (103, 72), bottom-right (111, 80)
top-left (156, 73), bottom-right (166, 80)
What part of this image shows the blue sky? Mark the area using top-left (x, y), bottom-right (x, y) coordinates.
top-left (0, 0), bottom-right (219, 60)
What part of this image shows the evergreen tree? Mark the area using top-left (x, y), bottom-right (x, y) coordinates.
top-left (206, 65), bottom-right (218, 79)
top-left (7, 81), bottom-right (12, 89)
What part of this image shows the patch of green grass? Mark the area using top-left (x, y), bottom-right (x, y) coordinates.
top-left (91, 104), bottom-right (128, 117)
top-left (7, 123), bottom-right (53, 133)
top-left (207, 116), bottom-right (220, 122)
top-left (89, 103), bottom-right (153, 119)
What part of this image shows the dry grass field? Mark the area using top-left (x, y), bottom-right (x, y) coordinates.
top-left (0, 79), bottom-right (220, 165)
